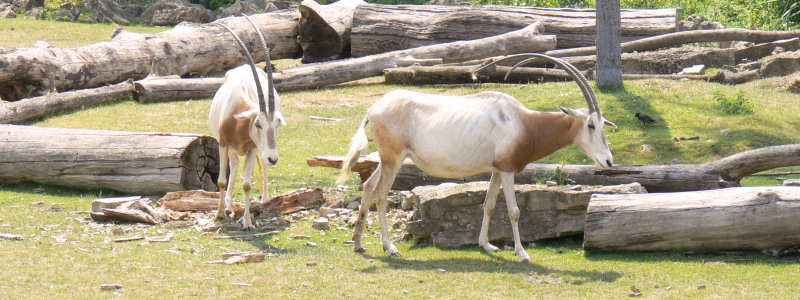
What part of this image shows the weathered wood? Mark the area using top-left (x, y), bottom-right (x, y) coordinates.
top-left (276, 22), bottom-right (555, 90)
top-left (310, 144), bottom-right (800, 192)
top-left (91, 196), bottom-right (143, 213)
top-left (595, 0), bottom-right (622, 87)
top-left (350, 4), bottom-right (678, 56)
top-left (384, 65), bottom-right (583, 85)
top-left (584, 187), bottom-right (800, 251)
top-left (158, 190), bottom-right (222, 211)
top-left (132, 77), bottom-right (223, 103)
top-left (261, 187), bottom-right (324, 215)
top-left (406, 182), bottom-right (647, 247)
top-left (0, 80), bottom-right (134, 124)
top-left (0, 11), bottom-right (300, 101)
top-left (298, 0), bottom-right (365, 63)
top-left (0, 125), bottom-right (219, 194)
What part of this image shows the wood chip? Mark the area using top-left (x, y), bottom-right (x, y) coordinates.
top-left (100, 283), bottom-right (123, 290)
top-left (310, 115), bottom-right (344, 122)
top-left (0, 233), bottom-right (23, 241)
top-left (114, 236), bottom-right (144, 243)
top-left (232, 282), bottom-right (251, 287)
top-left (220, 252), bottom-right (266, 264)
top-left (213, 230), bottom-right (280, 240)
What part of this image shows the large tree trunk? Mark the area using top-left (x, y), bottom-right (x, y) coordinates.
top-left (583, 187), bottom-right (800, 251)
top-left (406, 182), bottom-right (647, 247)
top-left (350, 3), bottom-right (678, 57)
top-left (132, 77), bottom-right (223, 103)
top-left (0, 125), bottom-right (219, 194)
top-left (298, 0), bottom-right (365, 63)
top-left (384, 65), bottom-right (583, 85)
top-left (0, 80), bottom-right (134, 124)
top-left (0, 11), bottom-right (300, 101)
top-left (308, 144), bottom-right (800, 192)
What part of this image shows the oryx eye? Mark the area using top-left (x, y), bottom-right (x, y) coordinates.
top-left (588, 123), bottom-right (595, 130)
top-left (255, 124), bottom-right (262, 129)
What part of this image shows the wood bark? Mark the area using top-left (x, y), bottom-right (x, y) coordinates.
top-left (384, 65), bottom-right (585, 85)
top-left (350, 4), bottom-right (678, 56)
top-left (583, 187), bottom-right (800, 251)
top-left (0, 80), bottom-right (134, 124)
top-left (0, 125), bottom-right (219, 194)
top-left (298, 0), bottom-right (365, 63)
top-left (0, 11), bottom-right (300, 101)
top-left (132, 77), bottom-right (223, 103)
top-left (595, 0), bottom-right (622, 87)
top-left (308, 144), bottom-right (800, 192)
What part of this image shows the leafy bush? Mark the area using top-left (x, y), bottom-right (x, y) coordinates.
top-left (713, 90), bottom-right (754, 115)
top-left (536, 167), bottom-right (576, 185)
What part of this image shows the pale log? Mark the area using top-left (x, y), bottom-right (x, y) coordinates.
top-left (384, 65), bottom-right (582, 85)
top-left (0, 125), bottom-right (219, 194)
top-left (132, 77), bottom-right (223, 103)
top-left (595, 0), bottom-right (622, 87)
top-left (350, 4), bottom-right (677, 56)
top-left (584, 187), bottom-right (800, 251)
top-left (298, 0), bottom-right (365, 63)
top-left (0, 80), bottom-right (134, 124)
top-left (309, 144), bottom-right (800, 192)
top-left (0, 11), bottom-right (300, 101)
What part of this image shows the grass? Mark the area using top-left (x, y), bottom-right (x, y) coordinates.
top-left (2, 20), bottom-right (800, 299)
top-left (0, 18), bottom-right (167, 48)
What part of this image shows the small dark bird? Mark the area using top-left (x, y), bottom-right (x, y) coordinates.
top-left (635, 112), bottom-right (656, 124)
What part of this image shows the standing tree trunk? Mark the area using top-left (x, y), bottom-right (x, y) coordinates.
top-left (0, 125), bottom-right (219, 194)
top-left (596, 0), bottom-right (622, 87)
top-left (0, 11), bottom-right (300, 101)
top-left (298, 0), bottom-right (365, 63)
top-left (584, 187), bottom-right (800, 251)
top-left (350, 4), bottom-right (678, 56)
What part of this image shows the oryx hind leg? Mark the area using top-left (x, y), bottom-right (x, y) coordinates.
top-left (478, 171), bottom-right (502, 253)
top-left (500, 172), bottom-right (530, 263)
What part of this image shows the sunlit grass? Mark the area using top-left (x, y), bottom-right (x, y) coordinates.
top-left (0, 18), bottom-right (166, 48)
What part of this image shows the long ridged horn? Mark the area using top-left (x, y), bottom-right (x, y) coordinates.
top-left (472, 54), bottom-right (601, 117)
top-left (216, 23), bottom-right (266, 116)
top-left (242, 13), bottom-right (275, 120)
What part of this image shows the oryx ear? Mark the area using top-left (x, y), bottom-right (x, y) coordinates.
top-left (603, 118), bottom-right (618, 128)
top-left (559, 105), bottom-right (578, 117)
top-left (274, 110), bottom-right (287, 126)
top-left (233, 109), bottom-right (258, 120)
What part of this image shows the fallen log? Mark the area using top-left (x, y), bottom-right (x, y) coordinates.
top-left (298, 0), bottom-right (365, 63)
top-left (275, 22), bottom-right (555, 90)
top-left (0, 80), bottom-right (134, 124)
top-left (584, 187), bottom-right (800, 251)
top-left (132, 77), bottom-right (223, 103)
top-left (0, 125), bottom-right (219, 194)
top-left (350, 4), bottom-right (678, 56)
top-left (157, 188), bottom-right (325, 217)
top-left (384, 65), bottom-right (584, 85)
top-left (0, 11), bottom-right (300, 101)
top-left (406, 182), bottom-right (647, 247)
top-left (309, 144), bottom-right (800, 192)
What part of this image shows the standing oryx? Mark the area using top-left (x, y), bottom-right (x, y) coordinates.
top-left (337, 53), bottom-right (616, 262)
top-left (209, 17), bottom-right (285, 230)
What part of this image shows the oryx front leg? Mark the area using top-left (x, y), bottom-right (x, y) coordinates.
top-left (216, 146), bottom-right (231, 220)
top-left (239, 150), bottom-right (257, 231)
top-left (375, 163), bottom-right (401, 256)
top-left (258, 156), bottom-right (270, 202)
top-left (479, 172), bottom-right (502, 253)
top-left (352, 167), bottom-right (379, 253)
top-left (223, 153), bottom-right (240, 219)
top-left (501, 172), bottom-right (530, 263)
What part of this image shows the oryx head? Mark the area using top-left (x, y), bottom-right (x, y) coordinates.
top-left (218, 18), bottom-right (285, 165)
top-left (474, 53), bottom-right (617, 168)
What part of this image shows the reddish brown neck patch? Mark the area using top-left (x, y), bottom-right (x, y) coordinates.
top-left (494, 111), bottom-right (580, 173)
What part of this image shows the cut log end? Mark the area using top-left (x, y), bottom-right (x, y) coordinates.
top-left (180, 136), bottom-right (219, 192)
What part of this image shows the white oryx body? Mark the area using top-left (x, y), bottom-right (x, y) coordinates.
top-left (338, 54), bottom-right (616, 262)
top-left (209, 20), bottom-right (284, 231)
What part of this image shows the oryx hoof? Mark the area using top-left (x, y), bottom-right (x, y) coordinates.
top-left (353, 246), bottom-right (366, 253)
top-left (518, 252), bottom-right (531, 263)
top-left (481, 243), bottom-right (499, 253)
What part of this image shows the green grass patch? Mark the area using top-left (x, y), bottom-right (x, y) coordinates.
top-left (0, 18), bottom-right (166, 48)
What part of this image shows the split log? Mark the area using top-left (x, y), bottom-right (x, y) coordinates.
top-left (298, 0), bottom-right (365, 63)
top-left (0, 125), bottom-right (219, 194)
top-left (0, 11), bottom-right (300, 101)
top-left (350, 4), bottom-right (678, 56)
top-left (584, 187), bottom-right (800, 251)
top-left (261, 187), bottom-right (324, 215)
top-left (158, 188), bottom-right (325, 216)
top-left (406, 182), bottom-right (647, 247)
top-left (384, 65), bottom-right (583, 85)
top-left (0, 80), bottom-right (134, 124)
top-left (309, 144), bottom-right (800, 192)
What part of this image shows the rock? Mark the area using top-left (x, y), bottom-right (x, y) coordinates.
top-left (346, 200), bottom-right (360, 210)
top-left (678, 64), bottom-right (705, 75)
top-left (399, 190), bottom-right (417, 210)
top-left (217, 0), bottom-right (278, 19)
top-left (406, 182), bottom-right (647, 247)
top-left (312, 217), bottom-right (330, 231)
top-left (10, 0), bottom-right (43, 11)
top-left (0, 3), bottom-right (16, 18)
top-left (759, 50), bottom-right (800, 78)
top-left (784, 179), bottom-right (800, 186)
top-left (26, 6), bottom-right (43, 19)
top-left (140, 0), bottom-right (214, 26)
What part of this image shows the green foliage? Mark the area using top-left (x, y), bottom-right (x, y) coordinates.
top-left (536, 167), bottom-right (576, 185)
top-left (43, 0), bottom-right (84, 19)
top-left (713, 90), bottom-right (754, 115)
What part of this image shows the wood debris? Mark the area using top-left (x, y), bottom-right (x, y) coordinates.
top-left (99, 283), bottom-right (123, 290)
top-left (114, 236), bottom-right (144, 243)
top-left (213, 230), bottom-right (280, 240)
top-left (0, 233), bottom-right (23, 241)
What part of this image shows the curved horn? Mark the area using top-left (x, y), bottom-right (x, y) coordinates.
top-left (242, 13), bottom-right (275, 119)
top-left (473, 53), bottom-right (601, 116)
top-left (215, 22), bottom-right (266, 117)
